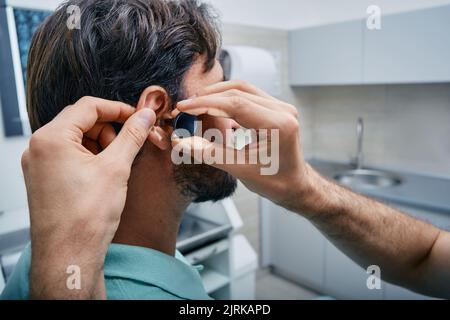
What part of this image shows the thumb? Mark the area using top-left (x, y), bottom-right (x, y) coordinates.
top-left (103, 108), bottom-right (156, 165)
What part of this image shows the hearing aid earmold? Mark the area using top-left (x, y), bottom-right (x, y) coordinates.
top-left (171, 112), bottom-right (198, 137)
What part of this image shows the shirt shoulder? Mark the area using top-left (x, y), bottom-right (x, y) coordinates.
top-left (0, 243), bottom-right (212, 300)
top-left (0, 244), bottom-right (31, 300)
top-left (106, 278), bottom-right (184, 300)
top-left (104, 244), bottom-right (211, 300)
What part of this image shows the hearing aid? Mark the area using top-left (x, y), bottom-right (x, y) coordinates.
top-left (163, 112), bottom-right (198, 136)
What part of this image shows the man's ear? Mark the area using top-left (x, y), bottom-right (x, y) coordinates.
top-left (137, 86), bottom-right (172, 150)
top-left (137, 86), bottom-right (172, 119)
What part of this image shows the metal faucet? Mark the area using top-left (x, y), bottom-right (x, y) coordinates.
top-left (355, 117), bottom-right (364, 170)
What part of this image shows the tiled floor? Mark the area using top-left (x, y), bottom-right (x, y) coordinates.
top-left (255, 268), bottom-right (320, 300)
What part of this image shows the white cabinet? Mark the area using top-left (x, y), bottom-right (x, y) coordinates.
top-left (261, 198), bottom-right (325, 291)
top-left (324, 241), bottom-right (383, 300)
top-left (384, 283), bottom-right (432, 300)
top-left (289, 20), bottom-right (364, 86)
top-left (0, 267), bottom-right (5, 294)
top-left (289, 5), bottom-right (450, 86)
top-left (364, 6), bottom-right (450, 84)
top-left (184, 235), bottom-right (258, 300)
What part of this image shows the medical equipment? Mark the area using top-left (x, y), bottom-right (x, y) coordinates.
top-left (166, 112), bottom-right (198, 137)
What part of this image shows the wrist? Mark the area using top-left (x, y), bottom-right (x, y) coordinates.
top-left (283, 163), bottom-right (327, 216)
top-left (30, 236), bottom-right (107, 299)
top-left (30, 221), bottom-right (111, 272)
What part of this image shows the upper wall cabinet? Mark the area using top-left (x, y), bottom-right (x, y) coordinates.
top-left (289, 20), bottom-right (364, 86)
top-left (289, 5), bottom-right (450, 86)
top-left (364, 5), bottom-right (450, 84)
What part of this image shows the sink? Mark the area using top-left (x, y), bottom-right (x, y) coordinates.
top-left (334, 169), bottom-right (403, 189)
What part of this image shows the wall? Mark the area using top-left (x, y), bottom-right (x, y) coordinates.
top-left (295, 84), bottom-right (450, 178)
top-left (0, 99), bottom-right (29, 213)
top-left (11, 0), bottom-right (450, 29)
top-left (209, 0), bottom-right (450, 30)
top-left (16, 0), bottom-right (450, 30)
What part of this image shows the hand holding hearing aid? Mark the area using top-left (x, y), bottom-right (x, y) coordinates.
top-left (172, 80), bottom-right (312, 212)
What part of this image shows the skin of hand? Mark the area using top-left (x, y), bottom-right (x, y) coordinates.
top-left (172, 80), bottom-right (308, 209)
top-left (21, 96), bottom-right (156, 299)
top-left (173, 80), bottom-right (450, 299)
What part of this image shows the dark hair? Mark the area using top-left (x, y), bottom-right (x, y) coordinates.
top-left (27, 0), bottom-right (221, 132)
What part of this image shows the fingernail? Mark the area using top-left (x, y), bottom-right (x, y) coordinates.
top-left (137, 109), bottom-right (155, 130)
top-left (179, 95), bottom-right (196, 104)
top-left (153, 129), bottom-right (163, 141)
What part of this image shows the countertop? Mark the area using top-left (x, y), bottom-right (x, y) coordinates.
top-left (308, 158), bottom-right (450, 214)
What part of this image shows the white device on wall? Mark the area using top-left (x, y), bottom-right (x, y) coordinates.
top-left (220, 46), bottom-right (281, 97)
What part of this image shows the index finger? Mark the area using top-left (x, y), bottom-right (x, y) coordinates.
top-left (54, 96), bottom-right (136, 134)
top-left (196, 80), bottom-right (277, 101)
top-left (176, 95), bottom-right (283, 129)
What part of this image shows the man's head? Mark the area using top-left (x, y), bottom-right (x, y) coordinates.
top-left (27, 0), bottom-right (237, 203)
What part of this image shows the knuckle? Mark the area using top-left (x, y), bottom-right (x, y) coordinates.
top-left (283, 116), bottom-right (300, 134)
top-left (78, 96), bottom-right (95, 105)
top-left (233, 79), bottom-right (250, 89)
top-left (227, 89), bottom-right (242, 97)
top-left (230, 96), bottom-right (245, 109)
top-left (29, 130), bottom-right (52, 156)
top-left (62, 104), bottom-right (74, 112)
top-left (21, 149), bottom-right (30, 170)
top-left (287, 104), bottom-right (299, 118)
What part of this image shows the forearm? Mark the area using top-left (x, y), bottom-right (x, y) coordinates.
top-left (291, 164), bottom-right (446, 295)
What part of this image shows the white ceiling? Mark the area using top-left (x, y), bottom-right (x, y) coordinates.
top-left (208, 0), bottom-right (450, 29)
top-left (12, 0), bottom-right (450, 30)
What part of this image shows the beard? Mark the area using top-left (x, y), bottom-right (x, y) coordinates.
top-left (173, 163), bottom-right (238, 203)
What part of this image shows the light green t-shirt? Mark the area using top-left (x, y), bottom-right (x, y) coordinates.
top-left (1, 243), bottom-right (211, 300)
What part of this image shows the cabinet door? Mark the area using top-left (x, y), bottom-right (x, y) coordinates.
top-left (364, 5), bottom-right (450, 84)
top-left (324, 241), bottom-right (384, 300)
top-left (261, 199), bottom-right (325, 291)
top-left (384, 283), bottom-right (434, 300)
top-left (289, 20), bottom-right (364, 86)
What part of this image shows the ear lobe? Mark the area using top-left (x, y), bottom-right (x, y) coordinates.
top-left (137, 86), bottom-right (172, 120)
